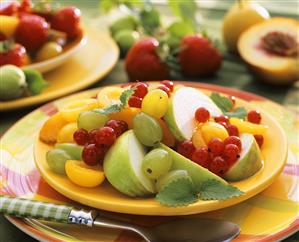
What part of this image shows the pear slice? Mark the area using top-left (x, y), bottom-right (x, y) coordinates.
top-left (164, 87), bottom-right (222, 141)
top-left (224, 134), bottom-right (263, 181)
top-left (104, 130), bottom-right (155, 197)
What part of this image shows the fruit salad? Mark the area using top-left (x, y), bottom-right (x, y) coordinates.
top-left (39, 82), bottom-right (268, 207)
top-left (0, 0), bottom-right (81, 66)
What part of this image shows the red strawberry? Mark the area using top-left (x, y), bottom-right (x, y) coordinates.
top-left (51, 6), bottom-right (81, 39)
top-left (0, 43), bottom-right (27, 67)
top-left (179, 35), bottom-right (222, 77)
top-left (15, 14), bottom-right (49, 51)
top-left (0, 2), bottom-right (19, 16)
top-left (125, 37), bottom-right (170, 82)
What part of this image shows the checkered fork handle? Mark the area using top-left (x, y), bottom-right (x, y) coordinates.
top-left (1, 196), bottom-right (73, 223)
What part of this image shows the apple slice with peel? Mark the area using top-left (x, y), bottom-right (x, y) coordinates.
top-left (159, 143), bottom-right (227, 191)
top-left (104, 130), bottom-right (155, 197)
top-left (225, 133), bottom-right (263, 181)
top-left (164, 87), bottom-right (222, 141)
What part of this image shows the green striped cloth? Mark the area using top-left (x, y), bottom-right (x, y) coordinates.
top-left (0, 196), bottom-right (72, 223)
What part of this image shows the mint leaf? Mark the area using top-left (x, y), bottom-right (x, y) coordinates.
top-left (224, 107), bottom-right (247, 119)
top-left (210, 92), bottom-right (233, 113)
top-left (199, 180), bottom-right (244, 201)
top-left (119, 88), bottom-right (135, 107)
top-left (156, 177), bottom-right (198, 207)
top-left (93, 104), bottom-right (121, 115)
top-left (23, 69), bottom-right (48, 95)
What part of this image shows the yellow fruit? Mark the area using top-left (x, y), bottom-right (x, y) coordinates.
top-left (39, 112), bottom-right (68, 144)
top-left (65, 160), bottom-right (105, 188)
top-left (192, 129), bottom-right (207, 148)
top-left (158, 119), bottom-right (176, 147)
top-left (0, 16), bottom-right (19, 38)
top-left (97, 86), bottom-right (123, 107)
top-left (108, 107), bottom-right (141, 129)
top-left (201, 122), bottom-right (229, 143)
top-left (57, 123), bottom-right (77, 143)
top-left (35, 42), bottom-right (63, 62)
top-left (60, 99), bottom-right (100, 123)
top-left (229, 117), bottom-right (268, 135)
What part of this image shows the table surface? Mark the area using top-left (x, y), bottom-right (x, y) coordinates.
top-left (0, 0), bottom-right (298, 241)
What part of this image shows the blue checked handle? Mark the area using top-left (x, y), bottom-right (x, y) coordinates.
top-left (0, 196), bottom-right (97, 226)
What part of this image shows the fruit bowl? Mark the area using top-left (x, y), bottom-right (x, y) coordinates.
top-left (23, 30), bottom-right (87, 73)
top-left (33, 83), bottom-right (288, 216)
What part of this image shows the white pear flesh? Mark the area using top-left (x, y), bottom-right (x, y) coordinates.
top-left (224, 133), bottom-right (263, 181)
top-left (164, 87), bottom-right (222, 141)
top-left (104, 130), bottom-right (155, 197)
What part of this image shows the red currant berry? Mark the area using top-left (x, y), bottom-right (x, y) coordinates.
top-left (226, 124), bottom-right (239, 136)
top-left (160, 80), bottom-right (174, 92)
top-left (229, 95), bottom-right (236, 106)
top-left (158, 85), bottom-right (171, 96)
top-left (82, 144), bottom-right (105, 166)
top-left (128, 95), bottom-right (142, 108)
top-left (254, 134), bottom-right (264, 148)
top-left (88, 129), bottom-right (98, 144)
top-left (73, 128), bottom-right (89, 145)
top-left (105, 120), bottom-right (128, 137)
top-left (195, 107), bottom-right (210, 123)
top-left (223, 144), bottom-right (239, 166)
top-left (95, 127), bottom-right (116, 146)
top-left (209, 156), bottom-right (228, 176)
top-left (208, 138), bottom-right (224, 156)
top-left (131, 82), bottom-right (148, 98)
top-left (223, 136), bottom-right (242, 152)
top-left (191, 147), bottom-right (210, 168)
top-left (214, 115), bottom-right (229, 124)
top-left (247, 110), bottom-right (262, 124)
top-left (177, 140), bottom-right (195, 159)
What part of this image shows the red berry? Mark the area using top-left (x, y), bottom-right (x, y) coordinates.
top-left (209, 156), bottom-right (228, 176)
top-left (158, 85), bottom-right (171, 96)
top-left (223, 144), bottom-right (239, 166)
top-left (131, 82), bottom-right (148, 98)
top-left (82, 144), bottom-right (105, 166)
top-left (51, 6), bottom-right (81, 38)
top-left (73, 128), bottom-right (89, 145)
top-left (18, 0), bottom-right (32, 13)
top-left (247, 110), bottom-right (262, 124)
top-left (177, 140), bottom-right (195, 159)
top-left (160, 80), bottom-right (174, 92)
top-left (191, 147), bottom-right (210, 168)
top-left (208, 138), bottom-right (224, 156)
top-left (0, 43), bottom-right (27, 67)
top-left (229, 95), bottom-right (236, 107)
top-left (128, 95), bottom-right (142, 108)
top-left (223, 136), bottom-right (242, 152)
top-left (88, 129), bottom-right (97, 144)
top-left (218, 122), bottom-right (228, 128)
top-left (95, 127), bottom-right (116, 146)
top-left (105, 120), bottom-right (128, 137)
top-left (0, 2), bottom-right (19, 16)
top-left (15, 14), bottom-right (49, 51)
top-left (254, 135), bottom-right (264, 148)
top-left (226, 124), bottom-right (239, 136)
top-left (214, 115), bottom-right (229, 124)
top-left (195, 107), bottom-right (210, 123)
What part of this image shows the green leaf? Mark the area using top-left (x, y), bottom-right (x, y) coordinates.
top-left (167, 21), bottom-right (194, 39)
top-left (93, 104), bottom-right (122, 115)
top-left (99, 0), bottom-right (118, 13)
top-left (23, 69), bottom-right (48, 95)
top-left (224, 107), bottom-right (247, 119)
top-left (156, 177), bottom-right (198, 207)
top-left (139, 6), bottom-right (161, 35)
top-left (210, 92), bottom-right (233, 113)
top-left (199, 180), bottom-right (244, 201)
top-left (119, 88), bottom-right (135, 107)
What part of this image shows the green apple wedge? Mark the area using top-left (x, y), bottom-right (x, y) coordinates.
top-left (224, 133), bottom-right (263, 181)
top-left (164, 87), bottom-right (222, 141)
top-left (158, 143), bottom-right (227, 192)
top-left (104, 130), bottom-right (155, 197)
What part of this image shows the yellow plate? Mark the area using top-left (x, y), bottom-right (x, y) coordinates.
top-left (33, 84), bottom-right (288, 216)
top-left (0, 27), bottom-right (119, 111)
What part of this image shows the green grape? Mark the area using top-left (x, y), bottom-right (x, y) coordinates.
top-left (77, 110), bottom-right (109, 132)
top-left (110, 16), bottom-right (138, 36)
top-left (46, 149), bottom-right (71, 175)
top-left (142, 148), bottom-right (172, 180)
top-left (133, 112), bottom-right (162, 146)
top-left (167, 21), bottom-right (194, 39)
top-left (114, 30), bottom-right (140, 55)
top-left (141, 89), bottom-right (169, 119)
top-left (156, 170), bottom-right (191, 192)
top-left (55, 143), bottom-right (83, 160)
